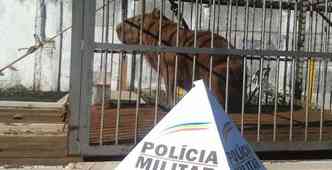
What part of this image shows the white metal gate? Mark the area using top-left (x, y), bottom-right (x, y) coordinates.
top-left (69, 0), bottom-right (332, 157)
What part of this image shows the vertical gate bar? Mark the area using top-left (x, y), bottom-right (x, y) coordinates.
top-left (309, 4), bottom-right (313, 53)
top-left (173, 0), bottom-right (181, 105)
top-left (273, 0), bottom-right (283, 143)
top-left (80, 0), bottom-right (96, 151)
top-left (233, 0), bottom-right (239, 47)
top-left (153, 0), bottom-right (163, 126)
top-left (316, 2), bottom-right (326, 108)
top-left (273, 58), bottom-right (280, 142)
top-left (225, 0), bottom-right (233, 113)
top-left (320, 0), bottom-right (329, 142)
top-left (314, 6), bottom-right (318, 52)
top-left (132, 0), bottom-right (138, 144)
top-left (101, 0), bottom-right (115, 145)
top-left (249, 1), bottom-right (256, 100)
top-left (135, 52), bottom-right (144, 141)
top-left (309, 3), bottom-right (314, 115)
top-left (149, 64), bottom-right (153, 96)
top-left (190, 0), bottom-right (194, 29)
top-left (328, 12), bottom-right (331, 52)
top-left (57, 0), bottom-right (64, 92)
top-left (99, 0), bottom-right (106, 73)
top-left (216, 0), bottom-right (221, 35)
top-left (292, 2), bottom-right (297, 53)
top-left (305, 58), bottom-right (310, 142)
top-left (265, 2), bottom-right (272, 106)
top-left (115, 0), bottom-right (128, 144)
top-left (199, 0), bottom-right (203, 30)
top-left (290, 57), bottom-right (295, 142)
top-left (209, 0), bottom-right (216, 90)
top-left (148, 0), bottom-right (153, 97)
top-left (320, 57), bottom-right (328, 142)
top-left (99, 0), bottom-right (111, 145)
top-left (305, 1), bottom-right (315, 142)
top-left (129, 52), bottom-right (136, 103)
top-left (257, 57), bottom-right (264, 142)
top-left (135, 0), bottom-right (146, 143)
top-left (208, 0), bottom-right (212, 31)
top-left (241, 0), bottom-right (249, 136)
top-left (257, 0), bottom-right (267, 143)
top-left (289, 0), bottom-right (297, 142)
top-left (328, 12), bottom-right (331, 114)
top-left (225, 0), bottom-right (230, 38)
top-left (319, 56), bottom-right (326, 142)
top-left (283, 0), bottom-right (291, 103)
top-left (69, 0), bottom-right (85, 155)
top-left (302, 17), bottom-right (308, 107)
top-left (129, 0), bottom-right (137, 103)
top-left (153, 0), bottom-right (162, 120)
top-left (115, 52), bottom-right (123, 145)
top-left (192, 0), bottom-right (199, 85)
top-left (268, 2), bottom-right (273, 50)
top-left (114, 0), bottom-right (120, 145)
top-left (292, 1), bottom-right (297, 51)
top-left (109, 0), bottom-right (116, 112)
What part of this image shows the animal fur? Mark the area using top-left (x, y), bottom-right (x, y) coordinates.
top-left (116, 9), bottom-right (243, 113)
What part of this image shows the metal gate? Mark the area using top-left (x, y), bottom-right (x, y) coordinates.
top-left (69, 0), bottom-right (332, 157)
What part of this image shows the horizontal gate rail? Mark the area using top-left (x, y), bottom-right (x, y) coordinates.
top-left (95, 43), bottom-right (332, 58)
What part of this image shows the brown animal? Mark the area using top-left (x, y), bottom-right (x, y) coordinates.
top-left (116, 9), bottom-right (243, 113)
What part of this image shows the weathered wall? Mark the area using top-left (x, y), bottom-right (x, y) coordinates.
top-left (0, 0), bottom-right (72, 91)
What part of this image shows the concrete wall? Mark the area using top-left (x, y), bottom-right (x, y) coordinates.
top-left (0, 0), bottom-right (72, 91)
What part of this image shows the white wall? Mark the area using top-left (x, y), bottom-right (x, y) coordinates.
top-left (0, 0), bottom-right (72, 91)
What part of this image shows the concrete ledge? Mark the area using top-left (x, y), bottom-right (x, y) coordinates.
top-left (0, 94), bottom-right (68, 110)
top-left (0, 123), bottom-right (65, 136)
top-left (0, 101), bottom-right (64, 110)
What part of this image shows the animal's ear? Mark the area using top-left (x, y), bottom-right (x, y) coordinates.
top-left (151, 8), bottom-right (161, 18)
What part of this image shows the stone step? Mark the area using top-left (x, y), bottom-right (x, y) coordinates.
top-left (0, 135), bottom-right (67, 159)
top-left (0, 123), bottom-right (65, 136)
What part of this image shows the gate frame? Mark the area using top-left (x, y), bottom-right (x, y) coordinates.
top-left (69, 0), bottom-right (332, 157)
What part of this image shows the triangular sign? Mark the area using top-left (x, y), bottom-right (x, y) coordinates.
top-left (116, 80), bottom-right (266, 170)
